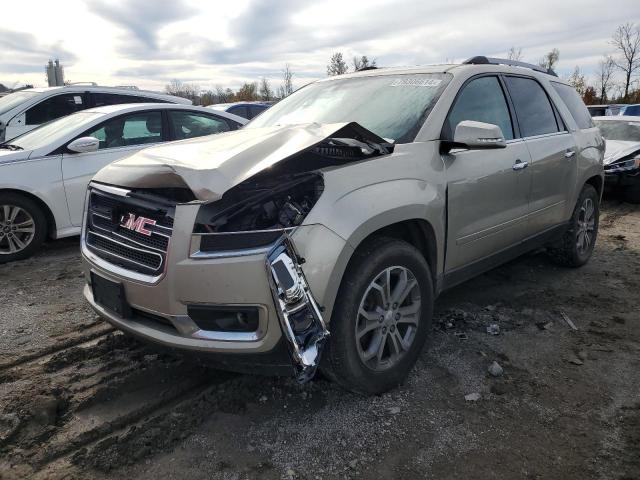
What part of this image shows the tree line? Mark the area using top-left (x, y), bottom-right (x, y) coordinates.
top-left (167, 22), bottom-right (640, 107)
top-left (165, 64), bottom-right (294, 106)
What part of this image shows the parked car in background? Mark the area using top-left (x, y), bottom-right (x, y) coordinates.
top-left (0, 84), bottom-right (192, 143)
top-left (208, 101), bottom-right (272, 119)
top-left (82, 57), bottom-right (603, 394)
top-left (619, 104), bottom-right (640, 116)
top-left (594, 116), bottom-right (640, 203)
top-left (0, 103), bottom-right (246, 262)
top-left (587, 105), bottom-right (610, 117)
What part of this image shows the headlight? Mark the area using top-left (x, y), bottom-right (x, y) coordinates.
top-left (192, 173), bottom-right (324, 252)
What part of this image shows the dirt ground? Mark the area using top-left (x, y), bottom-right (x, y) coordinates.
top-left (0, 198), bottom-right (638, 480)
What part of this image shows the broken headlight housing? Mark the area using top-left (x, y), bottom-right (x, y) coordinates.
top-left (193, 173), bottom-right (324, 253)
top-left (267, 234), bottom-right (329, 382)
top-left (605, 151), bottom-right (640, 173)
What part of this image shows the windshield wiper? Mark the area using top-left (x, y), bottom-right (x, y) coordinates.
top-left (0, 144), bottom-right (24, 151)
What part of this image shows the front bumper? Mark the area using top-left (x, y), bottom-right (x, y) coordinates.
top-left (604, 166), bottom-right (640, 189)
top-left (82, 198), bottom-right (345, 379)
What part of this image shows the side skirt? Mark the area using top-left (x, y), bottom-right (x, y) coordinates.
top-left (441, 223), bottom-right (568, 292)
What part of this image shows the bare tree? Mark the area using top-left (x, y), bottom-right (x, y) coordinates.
top-left (259, 77), bottom-right (273, 101)
top-left (353, 55), bottom-right (377, 71)
top-left (215, 85), bottom-right (232, 103)
top-left (165, 79), bottom-right (201, 103)
top-left (610, 22), bottom-right (640, 100)
top-left (595, 55), bottom-right (616, 103)
top-left (282, 63), bottom-right (294, 96)
top-left (327, 52), bottom-right (348, 76)
top-left (235, 82), bottom-right (259, 101)
top-left (538, 48), bottom-right (560, 71)
top-left (506, 47), bottom-right (523, 61)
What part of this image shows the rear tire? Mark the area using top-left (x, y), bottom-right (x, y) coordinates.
top-left (547, 184), bottom-right (599, 267)
top-left (321, 237), bottom-right (433, 395)
top-left (0, 193), bottom-right (47, 264)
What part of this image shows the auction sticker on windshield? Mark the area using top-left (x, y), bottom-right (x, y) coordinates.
top-left (390, 78), bottom-right (442, 87)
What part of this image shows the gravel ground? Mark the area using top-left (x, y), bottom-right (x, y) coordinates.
top-left (0, 198), bottom-right (638, 480)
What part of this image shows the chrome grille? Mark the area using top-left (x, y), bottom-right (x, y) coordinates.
top-left (85, 189), bottom-right (175, 276)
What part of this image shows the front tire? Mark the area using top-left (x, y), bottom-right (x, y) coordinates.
top-left (322, 237), bottom-right (433, 395)
top-left (0, 193), bottom-right (47, 264)
top-left (547, 184), bottom-right (599, 267)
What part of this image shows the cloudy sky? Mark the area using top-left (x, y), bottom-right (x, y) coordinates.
top-left (1, 0), bottom-right (638, 93)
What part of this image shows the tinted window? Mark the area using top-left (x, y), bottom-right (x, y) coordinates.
top-left (551, 83), bottom-right (594, 129)
top-left (83, 111), bottom-right (162, 149)
top-left (169, 111), bottom-right (231, 139)
top-left (623, 105), bottom-right (640, 116)
top-left (91, 93), bottom-right (166, 107)
top-left (25, 93), bottom-right (86, 125)
top-left (505, 77), bottom-right (559, 137)
top-left (445, 76), bottom-right (514, 140)
top-left (248, 105), bottom-right (268, 119)
top-left (228, 105), bottom-right (249, 119)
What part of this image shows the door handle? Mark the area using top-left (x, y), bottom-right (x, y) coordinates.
top-left (564, 149), bottom-right (576, 158)
top-left (512, 160), bottom-right (528, 171)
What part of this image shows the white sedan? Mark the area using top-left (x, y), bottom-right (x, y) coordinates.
top-left (0, 103), bottom-right (246, 262)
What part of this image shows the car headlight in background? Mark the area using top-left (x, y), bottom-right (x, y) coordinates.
top-left (191, 173), bottom-right (324, 254)
top-left (606, 151), bottom-right (640, 173)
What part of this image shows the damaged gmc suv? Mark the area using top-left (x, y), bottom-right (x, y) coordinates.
top-left (82, 57), bottom-right (604, 394)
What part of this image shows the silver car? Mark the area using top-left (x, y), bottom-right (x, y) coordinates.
top-left (82, 57), bottom-right (604, 394)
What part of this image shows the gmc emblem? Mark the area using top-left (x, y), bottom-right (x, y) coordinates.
top-left (120, 213), bottom-right (156, 236)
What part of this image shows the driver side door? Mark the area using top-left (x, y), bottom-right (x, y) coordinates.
top-left (443, 75), bottom-right (533, 277)
top-left (61, 110), bottom-right (164, 225)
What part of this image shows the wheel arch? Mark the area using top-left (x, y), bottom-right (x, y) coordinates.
top-left (0, 188), bottom-right (56, 239)
top-left (320, 213), bottom-right (442, 324)
top-left (585, 174), bottom-right (604, 199)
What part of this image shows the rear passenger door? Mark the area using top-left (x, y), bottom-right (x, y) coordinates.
top-left (503, 76), bottom-right (578, 235)
top-left (443, 75), bottom-right (533, 272)
top-left (61, 110), bottom-right (165, 225)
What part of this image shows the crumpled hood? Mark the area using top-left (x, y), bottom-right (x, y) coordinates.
top-left (93, 122), bottom-right (367, 202)
top-left (0, 149), bottom-right (31, 165)
top-left (603, 140), bottom-right (640, 165)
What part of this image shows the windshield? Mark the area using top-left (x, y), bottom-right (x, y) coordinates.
top-left (595, 119), bottom-right (640, 142)
top-left (5, 111), bottom-right (104, 151)
top-left (248, 73), bottom-right (451, 143)
top-left (0, 90), bottom-right (39, 116)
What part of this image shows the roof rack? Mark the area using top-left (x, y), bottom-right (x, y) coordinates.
top-left (65, 82), bottom-right (98, 86)
top-left (463, 56), bottom-right (558, 77)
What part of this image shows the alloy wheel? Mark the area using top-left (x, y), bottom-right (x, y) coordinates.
top-left (355, 265), bottom-right (421, 371)
top-left (576, 197), bottom-right (595, 255)
top-left (0, 205), bottom-right (36, 255)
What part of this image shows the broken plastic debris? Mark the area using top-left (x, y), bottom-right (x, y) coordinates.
top-left (560, 311), bottom-right (578, 330)
top-left (465, 392), bottom-right (481, 402)
top-left (486, 324), bottom-right (500, 335)
top-left (488, 361), bottom-right (504, 377)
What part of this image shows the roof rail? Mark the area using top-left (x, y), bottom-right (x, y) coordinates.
top-left (463, 56), bottom-right (558, 77)
top-left (65, 82), bottom-right (98, 86)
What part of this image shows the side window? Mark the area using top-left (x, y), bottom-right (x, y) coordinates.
top-left (504, 77), bottom-right (559, 137)
top-left (91, 93), bottom-right (160, 107)
top-left (248, 105), bottom-right (267, 119)
top-left (550, 83), bottom-right (594, 129)
top-left (83, 111), bottom-right (162, 149)
top-left (169, 111), bottom-right (231, 140)
top-left (25, 93), bottom-right (86, 125)
top-left (445, 76), bottom-right (514, 140)
top-left (227, 105), bottom-right (249, 119)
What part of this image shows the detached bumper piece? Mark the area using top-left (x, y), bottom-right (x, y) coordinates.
top-left (267, 234), bottom-right (329, 383)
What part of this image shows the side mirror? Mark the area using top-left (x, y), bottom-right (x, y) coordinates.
top-left (67, 136), bottom-right (99, 154)
top-left (443, 120), bottom-right (507, 153)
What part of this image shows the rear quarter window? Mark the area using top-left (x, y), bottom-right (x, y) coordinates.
top-left (551, 82), bottom-right (594, 130)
